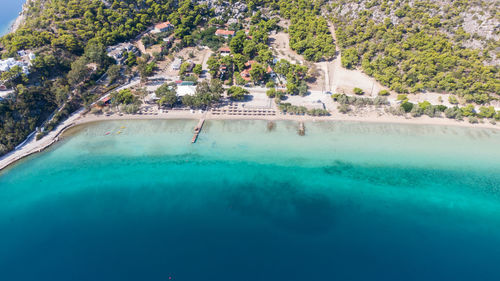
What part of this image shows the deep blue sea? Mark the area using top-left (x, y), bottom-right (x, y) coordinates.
top-left (0, 0), bottom-right (25, 36)
top-left (1, 120), bottom-right (500, 281)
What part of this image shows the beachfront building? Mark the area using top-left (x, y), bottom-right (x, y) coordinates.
top-left (176, 85), bottom-right (196, 97)
top-left (154, 22), bottom-right (174, 33)
top-left (215, 29), bottom-right (235, 38)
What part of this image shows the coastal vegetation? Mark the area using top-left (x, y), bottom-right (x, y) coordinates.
top-left (181, 79), bottom-right (224, 108)
top-left (331, 0), bottom-right (499, 102)
top-left (278, 102), bottom-right (330, 116)
top-left (0, 0), bottom-right (499, 157)
top-left (0, 0), bottom-right (212, 156)
top-left (227, 86), bottom-right (249, 101)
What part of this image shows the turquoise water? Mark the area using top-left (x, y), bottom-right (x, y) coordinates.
top-left (0, 0), bottom-right (24, 36)
top-left (1, 120), bottom-right (500, 280)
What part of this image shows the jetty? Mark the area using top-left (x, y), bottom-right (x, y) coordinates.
top-left (191, 118), bottom-right (205, 143)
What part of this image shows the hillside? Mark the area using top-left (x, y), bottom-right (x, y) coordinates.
top-left (329, 0), bottom-right (499, 103)
top-left (0, 0), bottom-right (209, 155)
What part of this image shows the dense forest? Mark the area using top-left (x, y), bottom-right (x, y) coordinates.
top-left (331, 0), bottom-right (499, 102)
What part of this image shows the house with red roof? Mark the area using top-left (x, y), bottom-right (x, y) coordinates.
top-left (154, 22), bottom-right (174, 33)
top-left (240, 61), bottom-right (258, 82)
top-left (215, 29), bottom-right (235, 38)
top-left (219, 46), bottom-right (231, 56)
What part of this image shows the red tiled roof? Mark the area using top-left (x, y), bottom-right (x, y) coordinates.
top-left (215, 29), bottom-right (235, 36)
top-left (244, 60), bottom-right (257, 67)
top-left (155, 22), bottom-right (173, 30)
top-left (219, 47), bottom-right (231, 52)
top-left (241, 69), bottom-right (251, 81)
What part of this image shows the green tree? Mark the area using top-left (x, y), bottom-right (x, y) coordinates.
top-left (193, 64), bottom-right (202, 75)
top-left (159, 91), bottom-right (178, 107)
top-left (353, 87), bottom-right (364, 95)
top-left (67, 57), bottom-right (90, 86)
top-left (106, 64), bottom-right (121, 85)
top-left (229, 31), bottom-right (246, 54)
top-left (250, 63), bottom-right (266, 84)
top-left (342, 48), bottom-right (359, 68)
top-left (378, 90), bottom-right (390, 96)
top-left (478, 106), bottom-right (495, 118)
top-left (227, 86), bottom-right (249, 101)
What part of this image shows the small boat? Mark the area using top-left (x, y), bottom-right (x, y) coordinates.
top-left (105, 132), bottom-right (110, 135)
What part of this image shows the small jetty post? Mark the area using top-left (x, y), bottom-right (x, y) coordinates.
top-left (191, 118), bottom-right (205, 143)
top-left (267, 121), bottom-right (275, 131)
top-left (298, 122), bottom-right (305, 136)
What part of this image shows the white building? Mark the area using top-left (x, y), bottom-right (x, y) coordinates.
top-left (172, 58), bottom-right (182, 71)
top-left (176, 85), bottom-right (196, 97)
top-left (107, 43), bottom-right (139, 65)
top-left (0, 58), bottom-right (30, 75)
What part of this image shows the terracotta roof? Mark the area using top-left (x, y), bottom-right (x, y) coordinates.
top-left (267, 66), bottom-right (273, 73)
top-left (155, 22), bottom-right (173, 30)
top-left (241, 69), bottom-right (251, 81)
top-left (244, 60), bottom-right (257, 67)
top-left (219, 47), bottom-right (231, 52)
top-left (215, 29), bottom-right (235, 36)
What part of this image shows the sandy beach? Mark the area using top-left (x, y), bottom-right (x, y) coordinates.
top-left (1, 107), bottom-right (498, 172)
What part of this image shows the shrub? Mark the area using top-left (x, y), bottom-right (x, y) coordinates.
top-left (468, 117), bottom-right (479, 124)
top-left (378, 90), bottom-right (390, 96)
top-left (397, 94), bottom-right (408, 101)
top-left (401, 101), bottom-right (414, 113)
top-left (373, 97), bottom-right (389, 106)
top-left (448, 95), bottom-right (459, 104)
top-left (410, 105), bottom-right (424, 117)
top-left (445, 106), bottom-right (463, 119)
top-left (386, 106), bottom-right (405, 116)
top-left (338, 104), bottom-right (351, 114)
top-left (436, 105), bottom-right (447, 112)
top-left (424, 105), bottom-right (440, 117)
top-left (275, 90), bottom-right (286, 100)
top-left (418, 101), bottom-right (432, 110)
top-left (266, 88), bottom-right (276, 98)
top-left (461, 104), bottom-right (476, 117)
top-left (478, 106), bottom-right (495, 118)
top-left (308, 109), bottom-right (330, 116)
top-left (353, 87), bottom-right (364, 95)
top-left (265, 81), bottom-right (275, 88)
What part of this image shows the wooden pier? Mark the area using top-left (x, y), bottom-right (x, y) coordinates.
top-left (191, 118), bottom-right (205, 143)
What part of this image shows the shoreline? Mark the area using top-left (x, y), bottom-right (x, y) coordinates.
top-left (7, 0), bottom-right (27, 34)
top-left (0, 109), bottom-right (498, 173)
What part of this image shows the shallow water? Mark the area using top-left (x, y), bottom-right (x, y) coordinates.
top-left (1, 120), bottom-right (500, 280)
